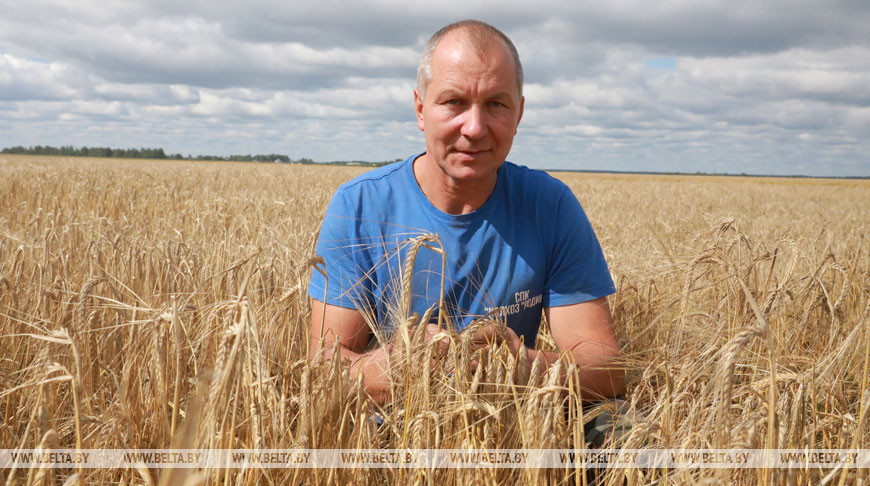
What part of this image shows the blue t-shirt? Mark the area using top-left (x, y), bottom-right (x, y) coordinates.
top-left (308, 154), bottom-right (615, 347)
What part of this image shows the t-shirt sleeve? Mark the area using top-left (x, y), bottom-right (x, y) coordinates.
top-left (543, 187), bottom-right (615, 307)
top-left (308, 189), bottom-right (370, 309)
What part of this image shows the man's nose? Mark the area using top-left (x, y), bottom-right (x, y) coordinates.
top-left (460, 104), bottom-right (487, 139)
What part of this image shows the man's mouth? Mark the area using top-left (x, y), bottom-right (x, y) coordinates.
top-left (454, 149), bottom-right (488, 156)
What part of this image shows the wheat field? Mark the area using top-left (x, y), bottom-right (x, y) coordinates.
top-left (0, 154), bottom-right (868, 485)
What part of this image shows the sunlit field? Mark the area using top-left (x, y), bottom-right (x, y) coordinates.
top-left (1, 154), bottom-right (868, 485)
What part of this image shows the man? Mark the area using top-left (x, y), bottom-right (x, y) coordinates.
top-left (308, 20), bottom-right (623, 407)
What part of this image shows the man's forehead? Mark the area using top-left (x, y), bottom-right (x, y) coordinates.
top-left (428, 31), bottom-right (518, 88)
top-left (432, 84), bottom-right (516, 101)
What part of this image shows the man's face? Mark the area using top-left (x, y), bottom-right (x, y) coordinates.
top-left (414, 32), bottom-right (524, 186)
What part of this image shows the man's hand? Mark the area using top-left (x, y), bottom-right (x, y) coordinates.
top-left (467, 322), bottom-right (523, 356)
top-left (389, 322), bottom-right (450, 366)
top-left (452, 322), bottom-right (523, 374)
top-left (459, 298), bottom-right (624, 400)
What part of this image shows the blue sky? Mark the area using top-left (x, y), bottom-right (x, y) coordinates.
top-left (1, 1), bottom-right (868, 176)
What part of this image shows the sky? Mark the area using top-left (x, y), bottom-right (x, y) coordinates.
top-left (1, 1), bottom-right (868, 177)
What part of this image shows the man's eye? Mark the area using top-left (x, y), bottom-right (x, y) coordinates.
top-left (446, 99), bottom-right (460, 105)
top-left (489, 101), bottom-right (506, 108)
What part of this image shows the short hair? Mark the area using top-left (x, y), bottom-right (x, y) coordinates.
top-left (417, 19), bottom-right (523, 100)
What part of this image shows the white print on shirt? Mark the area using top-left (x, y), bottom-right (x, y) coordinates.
top-left (484, 289), bottom-right (543, 317)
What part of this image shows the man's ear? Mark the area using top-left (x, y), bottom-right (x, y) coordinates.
top-left (515, 96), bottom-right (524, 133)
top-left (414, 89), bottom-right (425, 131)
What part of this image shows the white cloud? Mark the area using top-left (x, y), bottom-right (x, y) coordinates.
top-left (0, 54), bottom-right (86, 100)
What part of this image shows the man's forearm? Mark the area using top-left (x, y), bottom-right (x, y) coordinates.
top-left (310, 332), bottom-right (624, 405)
top-left (524, 347), bottom-right (624, 400)
top-left (309, 340), bottom-right (394, 406)
top-left (540, 298), bottom-right (624, 400)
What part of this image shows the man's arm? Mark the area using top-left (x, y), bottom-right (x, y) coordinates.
top-left (473, 297), bottom-right (624, 399)
top-left (309, 299), bottom-right (393, 405)
top-left (542, 297), bottom-right (624, 399)
top-left (311, 296), bottom-right (623, 403)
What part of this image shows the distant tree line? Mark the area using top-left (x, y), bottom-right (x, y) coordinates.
top-left (2, 145), bottom-right (169, 159)
top-left (1, 145), bottom-right (397, 167)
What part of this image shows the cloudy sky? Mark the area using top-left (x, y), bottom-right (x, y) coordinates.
top-left (1, 1), bottom-right (868, 176)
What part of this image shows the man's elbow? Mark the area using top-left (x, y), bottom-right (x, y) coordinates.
top-left (606, 365), bottom-right (626, 398)
top-left (604, 344), bottom-right (625, 396)
top-left (591, 346), bottom-right (625, 399)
